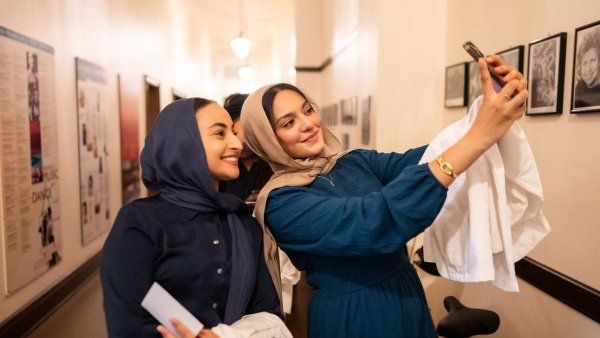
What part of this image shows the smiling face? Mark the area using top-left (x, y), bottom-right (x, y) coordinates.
top-left (196, 103), bottom-right (242, 186)
top-left (271, 89), bottom-right (325, 159)
top-left (581, 47), bottom-right (600, 87)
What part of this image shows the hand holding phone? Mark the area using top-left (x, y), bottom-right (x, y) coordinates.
top-left (463, 41), bottom-right (506, 88)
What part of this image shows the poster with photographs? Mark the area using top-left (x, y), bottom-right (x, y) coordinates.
top-left (571, 20), bottom-right (600, 113)
top-left (0, 26), bottom-right (62, 294)
top-left (497, 45), bottom-right (525, 73)
top-left (467, 61), bottom-right (482, 108)
top-left (340, 97), bottom-right (358, 125)
top-left (76, 58), bottom-right (111, 245)
top-left (527, 33), bottom-right (567, 115)
top-left (361, 96), bottom-right (371, 145)
top-left (445, 62), bottom-right (467, 107)
top-left (118, 74), bottom-right (141, 204)
top-left (320, 103), bottom-right (338, 126)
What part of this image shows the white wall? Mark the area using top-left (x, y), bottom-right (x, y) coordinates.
top-left (376, 0), bottom-right (600, 337)
top-left (0, 0), bottom-right (207, 323)
top-left (295, 0), bottom-right (378, 150)
top-left (375, 0), bottom-right (448, 151)
top-left (444, 0), bottom-right (600, 291)
top-left (0, 0), bottom-right (294, 323)
top-left (296, 0), bottom-right (600, 336)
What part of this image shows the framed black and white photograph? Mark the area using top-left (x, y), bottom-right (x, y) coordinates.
top-left (467, 61), bottom-right (482, 108)
top-left (445, 62), bottom-right (468, 107)
top-left (497, 45), bottom-right (525, 73)
top-left (331, 104), bottom-right (339, 125)
top-left (361, 96), bottom-right (371, 145)
top-left (320, 103), bottom-right (338, 126)
top-left (341, 133), bottom-right (350, 151)
top-left (340, 97), bottom-right (358, 125)
top-left (526, 32), bottom-right (567, 115)
top-left (571, 20), bottom-right (600, 113)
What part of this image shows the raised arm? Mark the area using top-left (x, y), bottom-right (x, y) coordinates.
top-left (428, 57), bottom-right (528, 187)
top-left (265, 164), bottom-right (447, 257)
top-left (357, 146), bottom-right (428, 186)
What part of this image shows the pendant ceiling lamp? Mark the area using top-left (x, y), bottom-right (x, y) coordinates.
top-left (230, 0), bottom-right (252, 60)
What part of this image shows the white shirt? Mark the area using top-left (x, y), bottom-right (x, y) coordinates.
top-left (419, 96), bottom-right (551, 291)
top-left (212, 312), bottom-right (293, 338)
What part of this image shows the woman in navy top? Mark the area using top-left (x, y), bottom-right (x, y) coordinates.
top-left (239, 57), bottom-right (528, 337)
top-left (100, 98), bottom-right (284, 337)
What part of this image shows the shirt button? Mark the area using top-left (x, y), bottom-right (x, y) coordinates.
top-left (212, 302), bottom-right (218, 309)
top-left (217, 268), bottom-right (223, 275)
top-left (213, 239), bottom-right (220, 245)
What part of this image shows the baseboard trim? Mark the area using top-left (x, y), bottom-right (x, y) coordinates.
top-left (515, 256), bottom-right (600, 324)
top-left (0, 252), bottom-right (103, 337)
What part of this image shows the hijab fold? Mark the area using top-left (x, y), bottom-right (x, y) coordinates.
top-left (140, 98), bottom-right (257, 324)
top-left (240, 84), bottom-right (349, 297)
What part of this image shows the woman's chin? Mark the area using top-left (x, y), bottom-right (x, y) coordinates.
top-left (215, 170), bottom-right (240, 182)
top-left (298, 143), bottom-right (325, 159)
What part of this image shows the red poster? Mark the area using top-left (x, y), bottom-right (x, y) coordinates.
top-left (118, 75), bottom-right (140, 205)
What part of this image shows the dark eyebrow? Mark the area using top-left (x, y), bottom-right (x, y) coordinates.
top-left (209, 122), bottom-right (228, 129)
top-left (275, 112), bottom-right (296, 126)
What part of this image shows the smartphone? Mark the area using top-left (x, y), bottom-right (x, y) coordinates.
top-left (463, 41), bottom-right (506, 88)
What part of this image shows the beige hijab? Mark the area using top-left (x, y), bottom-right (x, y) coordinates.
top-left (240, 84), bottom-right (349, 300)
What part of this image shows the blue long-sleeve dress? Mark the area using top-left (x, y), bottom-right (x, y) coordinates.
top-left (265, 146), bottom-right (447, 337)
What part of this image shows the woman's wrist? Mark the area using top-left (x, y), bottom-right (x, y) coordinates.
top-left (462, 128), bottom-right (495, 154)
top-left (428, 126), bottom-right (496, 187)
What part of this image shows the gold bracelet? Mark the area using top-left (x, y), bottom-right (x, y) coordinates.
top-left (435, 155), bottom-right (457, 178)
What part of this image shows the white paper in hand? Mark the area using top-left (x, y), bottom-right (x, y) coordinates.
top-left (141, 282), bottom-right (204, 337)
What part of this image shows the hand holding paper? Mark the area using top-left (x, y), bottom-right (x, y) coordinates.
top-left (141, 282), bottom-right (204, 338)
top-left (157, 319), bottom-right (219, 338)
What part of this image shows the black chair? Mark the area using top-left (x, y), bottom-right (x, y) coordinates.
top-left (437, 296), bottom-right (500, 338)
top-left (411, 247), bottom-right (500, 337)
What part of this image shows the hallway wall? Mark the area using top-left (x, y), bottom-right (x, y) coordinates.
top-left (376, 1), bottom-right (600, 337)
top-left (443, 0), bottom-right (600, 291)
top-left (0, 0), bottom-right (294, 324)
top-left (296, 0), bottom-right (600, 337)
top-left (295, 0), bottom-right (378, 150)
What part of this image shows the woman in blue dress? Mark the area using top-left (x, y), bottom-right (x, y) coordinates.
top-left (238, 57), bottom-right (528, 337)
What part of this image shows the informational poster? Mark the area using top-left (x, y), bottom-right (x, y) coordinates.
top-left (118, 75), bottom-right (140, 205)
top-left (0, 26), bottom-right (62, 294)
top-left (76, 58), bottom-right (111, 245)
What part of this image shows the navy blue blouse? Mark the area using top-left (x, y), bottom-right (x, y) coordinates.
top-left (101, 195), bottom-right (281, 338)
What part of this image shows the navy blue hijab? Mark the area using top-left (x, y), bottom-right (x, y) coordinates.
top-left (140, 98), bottom-right (256, 324)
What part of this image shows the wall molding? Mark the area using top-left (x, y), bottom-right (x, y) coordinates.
top-left (0, 252), bottom-right (103, 337)
top-left (295, 33), bottom-right (357, 73)
top-left (295, 57), bottom-right (333, 73)
top-left (515, 256), bottom-right (600, 324)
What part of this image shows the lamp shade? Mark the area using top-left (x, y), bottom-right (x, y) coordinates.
top-left (230, 36), bottom-right (252, 60)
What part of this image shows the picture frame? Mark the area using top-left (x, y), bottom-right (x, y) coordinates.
top-left (341, 133), bottom-right (350, 151)
top-left (571, 20), bottom-right (600, 113)
top-left (340, 97), bottom-right (358, 125)
top-left (320, 103), bottom-right (338, 126)
top-left (497, 45), bottom-right (525, 73)
top-left (361, 96), bottom-right (371, 145)
top-left (445, 62), bottom-right (468, 108)
top-left (467, 61), bottom-right (482, 108)
top-left (526, 32), bottom-right (567, 115)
